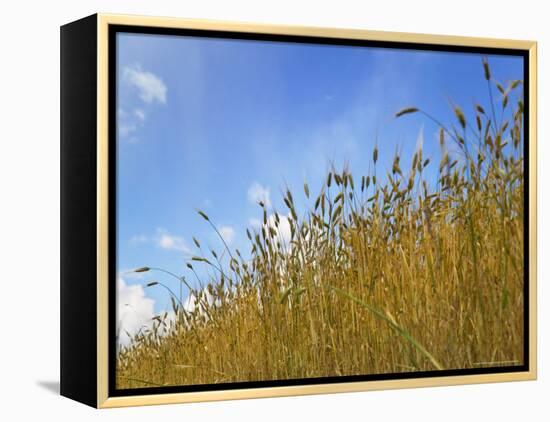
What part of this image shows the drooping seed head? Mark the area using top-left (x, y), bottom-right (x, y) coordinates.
top-left (454, 106), bottom-right (466, 129)
top-left (314, 195), bottom-right (321, 210)
top-left (197, 210), bottom-right (210, 221)
top-left (482, 57), bottom-right (491, 80)
top-left (286, 189), bottom-right (294, 204)
top-left (193, 237), bottom-right (201, 248)
top-left (412, 153), bottom-right (418, 171)
top-left (395, 107), bottom-right (419, 118)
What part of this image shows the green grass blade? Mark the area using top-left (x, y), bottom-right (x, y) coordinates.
top-left (330, 286), bottom-right (443, 371)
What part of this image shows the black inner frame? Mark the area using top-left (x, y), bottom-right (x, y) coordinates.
top-left (108, 24), bottom-right (530, 397)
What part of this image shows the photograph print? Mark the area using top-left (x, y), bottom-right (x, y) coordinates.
top-left (113, 29), bottom-right (527, 392)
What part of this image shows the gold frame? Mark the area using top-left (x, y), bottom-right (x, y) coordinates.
top-left (95, 13), bottom-right (537, 408)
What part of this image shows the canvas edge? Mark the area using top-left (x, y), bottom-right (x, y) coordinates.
top-left (527, 41), bottom-right (537, 381)
top-left (94, 13), bottom-right (538, 409)
top-left (60, 13), bottom-right (99, 408)
top-left (97, 13), bottom-right (109, 409)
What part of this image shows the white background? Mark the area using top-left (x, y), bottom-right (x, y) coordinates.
top-left (0, 0), bottom-right (547, 420)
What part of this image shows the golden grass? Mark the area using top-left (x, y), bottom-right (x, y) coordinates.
top-left (116, 61), bottom-right (525, 389)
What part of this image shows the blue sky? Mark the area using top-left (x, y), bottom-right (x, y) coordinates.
top-left (115, 32), bottom-right (523, 344)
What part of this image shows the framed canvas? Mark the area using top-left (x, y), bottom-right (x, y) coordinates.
top-left (60, 13), bottom-right (537, 408)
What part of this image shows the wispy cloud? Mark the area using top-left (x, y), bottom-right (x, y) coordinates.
top-left (119, 123), bottom-right (137, 138)
top-left (129, 234), bottom-right (148, 245)
top-left (155, 228), bottom-right (190, 253)
top-left (118, 108), bottom-right (139, 140)
top-left (128, 229), bottom-right (190, 254)
top-left (248, 218), bottom-right (262, 229)
top-left (123, 65), bottom-right (167, 104)
top-left (247, 182), bottom-right (272, 208)
top-left (118, 64), bottom-right (167, 141)
top-left (134, 108), bottom-right (146, 122)
top-left (218, 226), bottom-right (235, 245)
top-left (416, 124), bottom-right (424, 154)
top-left (118, 269), bottom-right (146, 280)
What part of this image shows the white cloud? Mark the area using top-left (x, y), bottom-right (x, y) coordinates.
top-left (247, 182), bottom-right (272, 208)
top-left (118, 108), bottom-right (143, 141)
top-left (117, 278), bottom-right (155, 346)
top-left (119, 122), bottom-right (137, 138)
top-left (155, 228), bottom-right (189, 253)
top-left (118, 65), bottom-right (167, 142)
top-left (134, 108), bottom-right (146, 121)
top-left (117, 65), bottom-right (167, 142)
top-left (266, 213), bottom-right (292, 247)
top-left (416, 124), bottom-right (424, 154)
top-left (127, 229), bottom-right (190, 254)
top-left (218, 226), bottom-right (235, 245)
top-left (129, 234), bottom-right (148, 244)
top-left (183, 287), bottom-right (216, 315)
top-left (123, 65), bottom-right (167, 104)
top-left (183, 290), bottom-right (201, 314)
top-left (250, 213), bottom-right (292, 247)
top-left (118, 269), bottom-right (145, 280)
top-left (248, 218), bottom-right (262, 229)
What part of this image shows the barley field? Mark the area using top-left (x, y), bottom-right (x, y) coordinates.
top-left (116, 61), bottom-right (525, 389)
